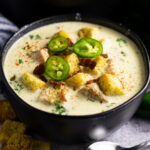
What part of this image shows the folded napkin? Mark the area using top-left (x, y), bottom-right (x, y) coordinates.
top-left (0, 13), bottom-right (150, 149)
top-left (0, 13), bottom-right (18, 50)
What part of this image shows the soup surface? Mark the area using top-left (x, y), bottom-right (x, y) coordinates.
top-left (4, 22), bottom-right (145, 115)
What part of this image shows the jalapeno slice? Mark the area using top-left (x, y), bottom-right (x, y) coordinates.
top-left (45, 56), bottom-right (70, 81)
top-left (48, 36), bottom-right (69, 54)
top-left (73, 37), bottom-right (103, 58)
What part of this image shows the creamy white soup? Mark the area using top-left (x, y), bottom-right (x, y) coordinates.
top-left (4, 22), bottom-right (145, 115)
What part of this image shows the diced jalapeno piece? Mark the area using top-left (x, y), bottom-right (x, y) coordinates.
top-left (73, 37), bottom-right (103, 58)
top-left (48, 36), bottom-right (69, 54)
top-left (45, 56), bottom-right (70, 81)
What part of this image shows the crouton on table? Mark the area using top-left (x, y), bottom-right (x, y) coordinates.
top-left (33, 140), bottom-right (50, 150)
top-left (98, 73), bottom-right (125, 96)
top-left (66, 73), bottom-right (92, 88)
top-left (21, 72), bottom-right (46, 91)
top-left (0, 120), bottom-right (26, 144)
top-left (5, 133), bottom-right (33, 150)
top-left (0, 100), bottom-right (16, 122)
top-left (65, 53), bottom-right (80, 75)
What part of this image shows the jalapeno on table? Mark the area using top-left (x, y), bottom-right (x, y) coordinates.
top-left (48, 36), bottom-right (69, 54)
top-left (73, 37), bottom-right (103, 58)
top-left (45, 56), bottom-right (70, 81)
top-left (136, 92), bottom-right (150, 118)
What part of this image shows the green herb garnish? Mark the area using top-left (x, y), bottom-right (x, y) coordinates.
top-left (18, 59), bottom-right (23, 64)
top-left (29, 35), bottom-right (34, 39)
top-left (106, 102), bottom-right (116, 108)
top-left (35, 34), bottom-right (41, 40)
top-left (10, 80), bottom-right (24, 93)
top-left (116, 38), bottom-right (127, 47)
top-left (26, 50), bottom-right (34, 56)
top-left (88, 97), bottom-right (95, 102)
top-left (52, 100), bottom-right (67, 115)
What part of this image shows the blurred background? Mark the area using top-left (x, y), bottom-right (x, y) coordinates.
top-left (0, 0), bottom-right (149, 51)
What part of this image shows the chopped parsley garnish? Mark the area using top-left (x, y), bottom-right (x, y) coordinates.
top-left (18, 59), bottom-right (23, 64)
top-left (10, 80), bottom-right (24, 93)
top-left (122, 53), bottom-right (126, 56)
top-left (106, 102), bottom-right (116, 108)
top-left (29, 35), bottom-right (34, 39)
top-left (26, 50), bottom-right (34, 56)
top-left (52, 100), bottom-right (67, 115)
top-left (88, 97), bottom-right (95, 102)
top-left (22, 45), bottom-right (28, 50)
top-left (116, 38), bottom-right (127, 47)
top-left (35, 34), bottom-right (41, 40)
top-left (29, 34), bottom-right (41, 40)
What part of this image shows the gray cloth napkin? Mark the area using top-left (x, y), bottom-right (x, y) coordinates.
top-left (0, 13), bottom-right (150, 149)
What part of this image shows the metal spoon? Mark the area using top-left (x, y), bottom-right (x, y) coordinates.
top-left (88, 141), bottom-right (150, 150)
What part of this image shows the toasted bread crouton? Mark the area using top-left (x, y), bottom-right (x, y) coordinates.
top-left (98, 74), bottom-right (125, 96)
top-left (53, 30), bottom-right (71, 39)
top-left (0, 120), bottom-right (26, 144)
top-left (39, 85), bottom-right (68, 104)
top-left (78, 83), bottom-right (108, 102)
top-left (31, 48), bottom-right (49, 63)
top-left (5, 134), bottom-right (33, 150)
top-left (0, 100), bottom-right (16, 122)
top-left (91, 56), bottom-right (107, 75)
top-left (66, 73), bottom-right (92, 88)
top-left (78, 27), bottom-right (100, 39)
top-left (21, 72), bottom-right (46, 91)
top-left (65, 53), bottom-right (80, 75)
top-left (78, 27), bottom-right (93, 39)
top-left (33, 140), bottom-right (50, 150)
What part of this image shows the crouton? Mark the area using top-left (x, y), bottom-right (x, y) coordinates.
top-left (78, 83), bottom-right (108, 102)
top-left (33, 140), bottom-right (50, 150)
top-left (0, 120), bottom-right (26, 144)
top-left (66, 73), bottom-right (92, 88)
top-left (38, 85), bottom-right (68, 104)
top-left (53, 30), bottom-right (71, 39)
top-left (78, 27), bottom-right (93, 38)
top-left (91, 56), bottom-right (107, 75)
top-left (0, 100), bottom-right (16, 122)
top-left (31, 48), bottom-right (49, 63)
top-left (98, 73), bottom-right (125, 95)
top-left (78, 27), bottom-right (100, 40)
top-left (5, 134), bottom-right (33, 150)
top-left (21, 72), bottom-right (46, 91)
top-left (65, 53), bottom-right (80, 75)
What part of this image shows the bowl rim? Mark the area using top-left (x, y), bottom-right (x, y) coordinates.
top-left (0, 13), bottom-right (150, 119)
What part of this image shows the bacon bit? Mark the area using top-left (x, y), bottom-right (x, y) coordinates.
top-left (33, 64), bottom-right (45, 75)
top-left (39, 75), bottom-right (47, 82)
top-left (121, 51), bottom-right (125, 54)
top-left (79, 58), bottom-right (96, 69)
top-left (68, 38), bottom-right (74, 47)
top-left (49, 80), bottom-right (66, 87)
top-left (98, 26), bottom-right (102, 29)
top-left (61, 89), bottom-right (67, 102)
top-left (99, 38), bottom-right (104, 43)
top-left (86, 78), bottom-right (98, 85)
top-left (101, 54), bottom-right (108, 58)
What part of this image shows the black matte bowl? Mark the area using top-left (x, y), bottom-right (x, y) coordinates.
top-left (0, 14), bottom-right (150, 143)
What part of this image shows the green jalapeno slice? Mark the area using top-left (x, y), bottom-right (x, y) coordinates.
top-left (45, 56), bottom-right (70, 81)
top-left (73, 37), bottom-right (103, 58)
top-left (48, 36), bottom-right (69, 54)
